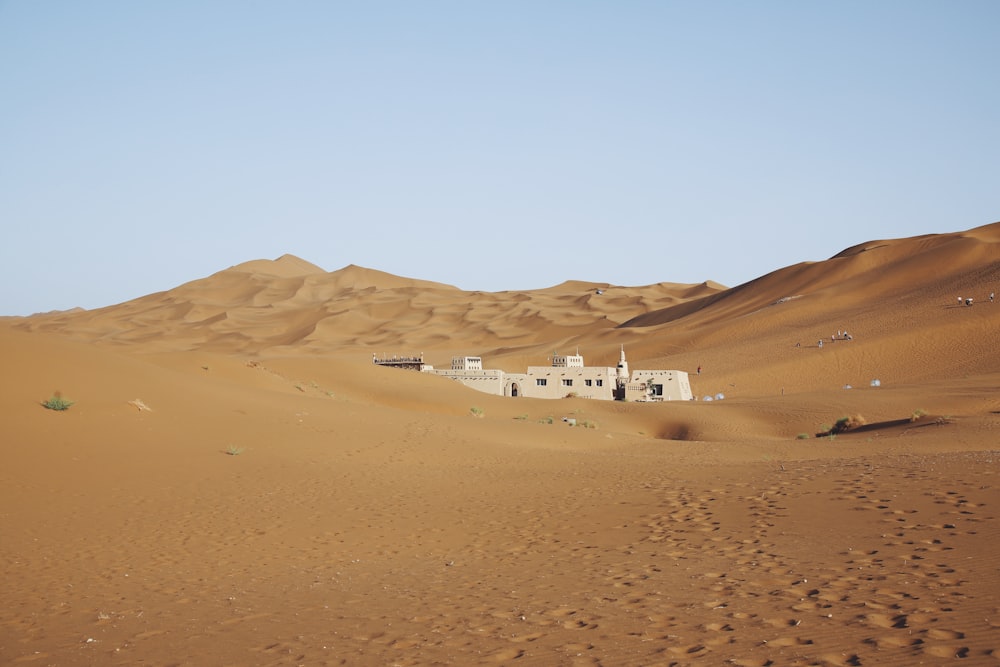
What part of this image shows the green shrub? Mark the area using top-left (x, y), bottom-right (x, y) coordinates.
top-left (41, 394), bottom-right (74, 411)
top-left (224, 445), bottom-right (244, 456)
top-left (911, 408), bottom-right (927, 422)
top-left (470, 406), bottom-right (484, 418)
top-left (514, 414), bottom-right (528, 420)
top-left (796, 433), bottom-right (811, 439)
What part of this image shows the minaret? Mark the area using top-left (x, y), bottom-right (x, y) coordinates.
top-left (615, 345), bottom-right (629, 399)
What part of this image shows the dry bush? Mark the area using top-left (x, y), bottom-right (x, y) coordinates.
top-left (832, 414), bottom-right (866, 434)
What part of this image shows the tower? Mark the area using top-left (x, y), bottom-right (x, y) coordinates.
top-left (615, 345), bottom-right (629, 400)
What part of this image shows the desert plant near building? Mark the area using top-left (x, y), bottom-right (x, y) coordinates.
top-left (469, 406), bottom-right (484, 418)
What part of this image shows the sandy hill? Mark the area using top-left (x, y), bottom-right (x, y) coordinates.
top-left (227, 253), bottom-right (328, 277)
top-left (3, 223), bottom-right (1000, 667)
top-left (12, 223), bottom-right (1000, 390)
top-left (11, 255), bottom-right (725, 360)
top-left (613, 221), bottom-right (1000, 395)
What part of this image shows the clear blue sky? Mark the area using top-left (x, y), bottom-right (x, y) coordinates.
top-left (2, 1), bottom-right (997, 315)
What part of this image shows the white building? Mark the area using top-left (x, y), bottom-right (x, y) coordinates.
top-left (623, 369), bottom-right (693, 402)
top-left (422, 348), bottom-right (692, 401)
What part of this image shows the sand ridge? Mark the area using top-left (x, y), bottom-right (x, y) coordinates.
top-left (2, 222), bottom-right (1000, 665)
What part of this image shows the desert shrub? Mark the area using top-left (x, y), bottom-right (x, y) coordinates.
top-left (41, 393), bottom-right (74, 411)
top-left (513, 414), bottom-right (528, 420)
top-left (470, 406), bottom-right (484, 418)
top-left (538, 416), bottom-right (554, 424)
top-left (911, 408), bottom-right (927, 422)
top-left (815, 414), bottom-right (865, 438)
top-left (832, 414), bottom-right (866, 434)
top-left (565, 391), bottom-right (578, 399)
top-left (580, 420), bottom-right (598, 429)
top-left (225, 445), bottom-right (244, 456)
top-left (796, 433), bottom-right (811, 440)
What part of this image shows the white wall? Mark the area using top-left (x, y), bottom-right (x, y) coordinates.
top-left (628, 370), bottom-right (693, 401)
top-left (425, 368), bottom-right (505, 395)
top-left (519, 366), bottom-right (617, 400)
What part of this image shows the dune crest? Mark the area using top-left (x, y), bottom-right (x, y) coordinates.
top-left (13, 264), bottom-right (722, 358)
top-left (227, 253), bottom-right (327, 277)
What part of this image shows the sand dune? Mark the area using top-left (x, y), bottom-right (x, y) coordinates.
top-left (2, 222), bottom-right (1000, 666)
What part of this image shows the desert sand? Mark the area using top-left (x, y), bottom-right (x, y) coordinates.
top-left (2, 223), bottom-right (1000, 666)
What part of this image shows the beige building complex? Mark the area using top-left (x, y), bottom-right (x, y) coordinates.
top-left (376, 348), bottom-right (693, 401)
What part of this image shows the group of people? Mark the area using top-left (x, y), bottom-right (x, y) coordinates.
top-left (804, 329), bottom-right (854, 348)
top-left (958, 292), bottom-right (994, 306)
top-left (796, 329), bottom-right (854, 349)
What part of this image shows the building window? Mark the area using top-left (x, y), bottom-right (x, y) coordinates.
top-left (596, 379), bottom-right (603, 387)
top-left (585, 379), bottom-right (593, 387)
top-left (536, 379), bottom-right (547, 386)
top-left (562, 379), bottom-right (573, 387)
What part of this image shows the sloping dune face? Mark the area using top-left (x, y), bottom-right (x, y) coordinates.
top-left (14, 224), bottom-right (1000, 389)
top-left (616, 222), bottom-right (1000, 394)
top-left (13, 256), bottom-right (725, 362)
top-left (4, 226), bottom-right (1000, 667)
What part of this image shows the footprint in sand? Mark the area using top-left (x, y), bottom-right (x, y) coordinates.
top-left (489, 648), bottom-right (525, 662)
top-left (666, 643), bottom-right (709, 658)
top-left (701, 621), bottom-right (734, 632)
top-left (863, 634), bottom-right (922, 649)
top-left (766, 636), bottom-right (814, 647)
top-left (925, 627), bottom-right (965, 640)
top-left (923, 644), bottom-right (971, 659)
top-left (816, 652), bottom-right (863, 666)
top-left (863, 612), bottom-right (909, 628)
